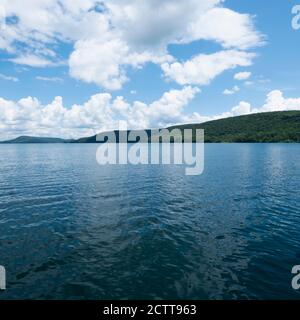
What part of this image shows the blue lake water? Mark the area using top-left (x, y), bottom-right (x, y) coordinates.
top-left (0, 143), bottom-right (299, 300)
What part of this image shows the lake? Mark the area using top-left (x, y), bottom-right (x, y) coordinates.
top-left (0, 143), bottom-right (299, 299)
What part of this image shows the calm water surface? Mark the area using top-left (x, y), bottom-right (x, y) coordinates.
top-left (0, 143), bottom-right (299, 299)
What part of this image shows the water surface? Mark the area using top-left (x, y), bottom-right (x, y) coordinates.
top-left (0, 144), bottom-right (299, 299)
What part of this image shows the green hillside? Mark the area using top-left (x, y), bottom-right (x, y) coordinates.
top-left (169, 111), bottom-right (300, 143)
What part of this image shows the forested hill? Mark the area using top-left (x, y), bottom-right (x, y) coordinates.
top-left (169, 111), bottom-right (300, 143)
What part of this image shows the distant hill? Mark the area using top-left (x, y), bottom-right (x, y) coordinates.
top-left (1, 136), bottom-right (73, 144)
top-left (1, 111), bottom-right (300, 143)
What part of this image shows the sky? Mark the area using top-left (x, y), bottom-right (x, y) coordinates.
top-left (0, 0), bottom-right (300, 140)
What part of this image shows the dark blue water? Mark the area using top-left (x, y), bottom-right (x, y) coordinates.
top-left (0, 144), bottom-right (299, 300)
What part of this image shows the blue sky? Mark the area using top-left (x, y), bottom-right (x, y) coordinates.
top-left (0, 0), bottom-right (300, 139)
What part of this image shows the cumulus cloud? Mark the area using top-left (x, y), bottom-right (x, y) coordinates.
top-left (234, 71), bottom-right (252, 81)
top-left (69, 38), bottom-right (129, 90)
top-left (69, 37), bottom-right (173, 90)
top-left (0, 86), bottom-right (200, 140)
top-left (185, 7), bottom-right (264, 49)
top-left (162, 50), bottom-right (255, 86)
top-left (252, 90), bottom-right (300, 113)
top-left (230, 101), bottom-right (252, 116)
top-left (0, 0), bottom-right (263, 89)
top-left (211, 90), bottom-right (300, 121)
top-left (223, 85), bottom-right (240, 95)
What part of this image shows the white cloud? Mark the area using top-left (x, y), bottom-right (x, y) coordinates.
top-left (0, 73), bottom-right (19, 82)
top-left (69, 37), bottom-right (174, 90)
top-left (128, 86), bottom-right (201, 129)
top-left (210, 90), bottom-right (300, 120)
top-left (0, 86), bottom-right (200, 140)
top-left (69, 38), bottom-right (130, 91)
top-left (185, 7), bottom-right (264, 49)
top-left (162, 50), bottom-right (255, 86)
top-left (230, 101), bottom-right (252, 116)
top-left (223, 85), bottom-right (240, 95)
top-left (252, 90), bottom-right (300, 113)
top-left (234, 71), bottom-right (252, 81)
top-left (9, 55), bottom-right (58, 68)
top-left (0, 0), bottom-right (263, 89)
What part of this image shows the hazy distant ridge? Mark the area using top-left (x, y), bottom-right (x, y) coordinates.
top-left (0, 136), bottom-right (74, 144)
